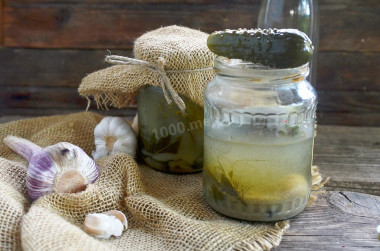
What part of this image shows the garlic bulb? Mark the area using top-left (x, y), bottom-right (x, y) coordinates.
top-left (84, 210), bottom-right (128, 239)
top-left (3, 135), bottom-right (98, 201)
top-left (92, 117), bottom-right (137, 160)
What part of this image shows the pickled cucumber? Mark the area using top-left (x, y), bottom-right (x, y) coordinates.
top-left (207, 28), bottom-right (313, 68)
top-left (138, 86), bottom-right (204, 173)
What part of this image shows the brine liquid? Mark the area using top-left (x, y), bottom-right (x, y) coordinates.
top-left (203, 134), bottom-right (313, 221)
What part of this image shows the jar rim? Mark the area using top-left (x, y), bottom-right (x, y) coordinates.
top-left (214, 56), bottom-right (309, 83)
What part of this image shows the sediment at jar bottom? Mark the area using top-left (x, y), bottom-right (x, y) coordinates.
top-left (202, 134), bottom-right (313, 221)
top-left (203, 168), bottom-right (310, 221)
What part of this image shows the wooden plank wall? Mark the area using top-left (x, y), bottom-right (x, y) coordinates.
top-left (1, 0), bottom-right (379, 126)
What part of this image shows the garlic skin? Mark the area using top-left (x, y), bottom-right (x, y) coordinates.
top-left (84, 210), bottom-right (128, 239)
top-left (131, 114), bottom-right (138, 135)
top-left (92, 117), bottom-right (137, 160)
top-left (3, 135), bottom-right (98, 201)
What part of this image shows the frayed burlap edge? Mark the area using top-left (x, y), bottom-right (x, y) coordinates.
top-left (78, 64), bottom-right (215, 111)
top-left (78, 25), bottom-right (216, 111)
top-left (308, 165), bottom-right (330, 207)
top-left (84, 90), bottom-right (137, 111)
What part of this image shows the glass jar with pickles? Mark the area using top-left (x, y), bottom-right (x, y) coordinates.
top-left (138, 86), bottom-right (204, 173)
top-left (203, 57), bottom-right (317, 221)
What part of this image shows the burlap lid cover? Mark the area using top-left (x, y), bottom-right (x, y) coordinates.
top-left (78, 25), bottom-right (216, 110)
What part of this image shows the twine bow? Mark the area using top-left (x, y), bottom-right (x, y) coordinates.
top-left (105, 55), bottom-right (186, 111)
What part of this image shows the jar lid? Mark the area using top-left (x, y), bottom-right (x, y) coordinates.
top-left (79, 26), bottom-right (216, 110)
top-left (134, 25), bottom-right (215, 70)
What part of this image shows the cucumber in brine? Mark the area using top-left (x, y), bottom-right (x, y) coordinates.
top-left (207, 28), bottom-right (313, 68)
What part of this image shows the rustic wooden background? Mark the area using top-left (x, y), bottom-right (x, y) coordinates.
top-left (0, 0), bottom-right (379, 126)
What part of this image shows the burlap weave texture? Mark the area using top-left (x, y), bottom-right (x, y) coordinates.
top-left (0, 112), bottom-right (325, 250)
top-left (78, 25), bottom-right (216, 109)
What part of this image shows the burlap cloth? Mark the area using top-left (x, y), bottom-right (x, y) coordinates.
top-left (0, 112), bottom-right (325, 251)
top-left (78, 25), bottom-right (216, 110)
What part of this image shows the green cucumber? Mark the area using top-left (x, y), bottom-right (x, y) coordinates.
top-left (207, 28), bottom-right (313, 68)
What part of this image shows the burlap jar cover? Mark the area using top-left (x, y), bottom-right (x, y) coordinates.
top-left (0, 26), bottom-right (326, 250)
top-left (79, 25), bottom-right (216, 110)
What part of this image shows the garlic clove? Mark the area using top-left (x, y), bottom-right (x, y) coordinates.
top-left (131, 114), bottom-right (138, 135)
top-left (92, 117), bottom-right (137, 160)
top-left (104, 210), bottom-right (128, 229)
top-left (84, 214), bottom-right (107, 237)
top-left (84, 213), bottom-right (116, 239)
top-left (84, 210), bottom-right (127, 239)
top-left (3, 136), bottom-right (99, 201)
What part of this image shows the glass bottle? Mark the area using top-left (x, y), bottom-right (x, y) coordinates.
top-left (258, 0), bottom-right (319, 86)
top-left (203, 57), bottom-right (317, 221)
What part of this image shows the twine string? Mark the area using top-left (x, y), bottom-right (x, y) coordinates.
top-left (105, 55), bottom-right (186, 111)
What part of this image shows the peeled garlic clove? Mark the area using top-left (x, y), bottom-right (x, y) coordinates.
top-left (92, 117), bottom-right (137, 160)
top-left (84, 210), bottom-right (127, 239)
top-left (3, 135), bottom-right (98, 201)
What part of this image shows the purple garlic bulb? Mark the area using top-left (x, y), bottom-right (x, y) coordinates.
top-left (3, 135), bottom-right (98, 202)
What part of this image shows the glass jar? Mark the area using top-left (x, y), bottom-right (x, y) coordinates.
top-left (138, 86), bottom-right (204, 173)
top-left (203, 57), bottom-right (317, 221)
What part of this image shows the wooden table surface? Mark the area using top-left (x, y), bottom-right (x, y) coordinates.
top-left (1, 115), bottom-right (379, 250)
top-left (278, 125), bottom-right (380, 250)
